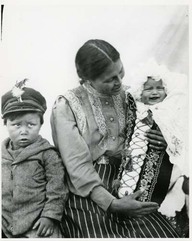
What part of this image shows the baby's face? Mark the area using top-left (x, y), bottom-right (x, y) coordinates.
top-left (6, 113), bottom-right (42, 150)
top-left (141, 78), bottom-right (166, 105)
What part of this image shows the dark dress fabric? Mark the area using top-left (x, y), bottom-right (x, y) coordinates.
top-left (61, 161), bottom-right (180, 238)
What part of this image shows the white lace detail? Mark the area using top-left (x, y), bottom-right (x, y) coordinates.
top-left (167, 132), bottom-right (183, 157)
top-left (87, 91), bottom-right (107, 137)
top-left (151, 110), bottom-right (184, 169)
top-left (64, 91), bottom-right (87, 134)
top-left (82, 83), bottom-right (108, 148)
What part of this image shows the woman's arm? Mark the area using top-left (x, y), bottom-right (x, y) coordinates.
top-left (51, 96), bottom-right (115, 211)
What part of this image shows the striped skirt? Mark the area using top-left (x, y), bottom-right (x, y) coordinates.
top-left (61, 162), bottom-right (180, 238)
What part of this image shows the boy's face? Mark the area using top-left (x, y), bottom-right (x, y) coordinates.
top-left (141, 78), bottom-right (166, 105)
top-left (6, 113), bottom-right (42, 150)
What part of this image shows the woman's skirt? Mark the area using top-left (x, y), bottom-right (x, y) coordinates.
top-left (61, 162), bottom-right (180, 238)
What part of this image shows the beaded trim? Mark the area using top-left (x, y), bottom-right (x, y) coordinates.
top-left (137, 149), bottom-right (161, 202)
top-left (117, 92), bottom-right (137, 179)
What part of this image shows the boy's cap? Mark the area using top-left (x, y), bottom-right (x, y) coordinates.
top-left (1, 87), bottom-right (47, 118)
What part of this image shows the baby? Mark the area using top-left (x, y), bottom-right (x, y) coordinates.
top-left (117, 60), bottom-right (188, 219)
top-left (118, 76), bottom-right (166, 197)
top-left (1, 80), bottom-right (68, 238)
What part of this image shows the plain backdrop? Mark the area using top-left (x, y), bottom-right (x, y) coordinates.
top-left (0, 2), bottom-right (189, 144)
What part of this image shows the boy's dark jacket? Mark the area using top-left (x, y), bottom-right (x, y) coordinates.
top-left (2, 135), bottom-right (68, 236)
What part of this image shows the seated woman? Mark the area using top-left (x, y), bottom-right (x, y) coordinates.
top-left (51, 39), bottom-right (181, 238)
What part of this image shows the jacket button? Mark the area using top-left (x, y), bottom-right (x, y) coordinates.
top-left (112, 136), bottom-right (116, 141)
top-left (105, 101), bottom-right (109, 105)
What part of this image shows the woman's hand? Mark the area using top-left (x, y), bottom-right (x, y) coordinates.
top-left (109, 189), bottom-right (159, 217)
top-left (145, 129), bottom-right (167, 151)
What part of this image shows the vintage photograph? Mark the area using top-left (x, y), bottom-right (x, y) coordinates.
top-left (0, 0), bottom-right (190, 238)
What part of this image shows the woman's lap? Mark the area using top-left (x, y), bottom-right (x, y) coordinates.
top-left (62, 162), bottom-right (180, 238)
top-left (61, 193), bottom-right (180, 238)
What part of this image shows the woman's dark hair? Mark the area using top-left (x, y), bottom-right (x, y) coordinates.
top-left (3, 111), bottom-right (44, 125)
top-left (75, 39), bottom-right (120, 84)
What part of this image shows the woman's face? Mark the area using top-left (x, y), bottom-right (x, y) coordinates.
top-left (141, 78), bottom-right (166, 105)
top-left (90, 59), bottom-right (125, 95)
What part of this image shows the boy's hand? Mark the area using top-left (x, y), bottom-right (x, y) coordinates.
top-left (33, 217), bottom-right (54, 237)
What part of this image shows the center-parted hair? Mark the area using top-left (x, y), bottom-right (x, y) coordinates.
top-left (75, 39), bottom-right (120, 83)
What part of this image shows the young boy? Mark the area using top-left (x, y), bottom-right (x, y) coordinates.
top-left (1, 81), bottom-right (68, 238)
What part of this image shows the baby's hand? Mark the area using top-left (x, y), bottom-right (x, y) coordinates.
top-left (33, 217), bottom-right (54, 237)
